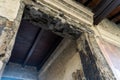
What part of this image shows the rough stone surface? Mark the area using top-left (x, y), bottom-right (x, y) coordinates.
top-left (24, 0), bottom-right (94, 34)
top-left (0, 1), bottom-right (25, 79)
top-left (22, 6), bottom-right (82, 39)
top-left (75, 33), bottom-right (116, 80)
top-left (0, 2), bottom-right (24, 62)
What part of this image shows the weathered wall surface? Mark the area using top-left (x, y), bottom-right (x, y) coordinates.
top-left (94, 19), bottom-right (120, 47)
top-left (39, 39), bottom-right (84, 80)
top-left (94, 19), bottom-right (120, 80)
top-left (35, 0), bottom-right (116, 80)
top-left (0, 0), bottom-right (24, 78)
top-left (97, 38), bottom-right (120, 80)
top-left (0, 0), bottom-right (119, 80)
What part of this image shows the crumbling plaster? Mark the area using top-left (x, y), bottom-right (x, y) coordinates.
top-left (27, 0), bottom-right (120, 48)
top-left (0, 0), bottom-right (119, 79)
top-left (0, 0), bottom-right (25, 78)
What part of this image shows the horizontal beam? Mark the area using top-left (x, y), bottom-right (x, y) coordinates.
top-left (94, 0), bottom-right (120, 25)
top-left (109, 12), bottom-right (120, 20)
top-left (84, 0), bottom-right (92, 6)
top-left (93, 0), bottom-right (112, 17)
top-left (116, 19), bottom-right (120, 24)
top-left (23, 29), bottom-right (44, 66)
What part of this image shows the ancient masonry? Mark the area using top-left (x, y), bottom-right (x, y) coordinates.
top-left (0, 0), bottom-right (120, 80)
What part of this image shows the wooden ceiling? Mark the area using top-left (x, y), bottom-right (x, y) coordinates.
top-left (76, 0), bottom-right (120, 25)
top-left (9, 20), bottom-right (63, 70)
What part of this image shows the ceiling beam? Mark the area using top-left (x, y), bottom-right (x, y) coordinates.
top-left (109, 12), bottom-right (120, 20)
top-left (93, 0), bottom-right (112, 17)
top-left (94, 0), bottom-right (120, 25)
top-left (84, 0), bottom-right (92, 6)
top-left (75, 0), bottom-right (83, 3)
top-left (116, 20), bottom-right (120, 24)
top-left (23, 29), bottom-right (44, 67)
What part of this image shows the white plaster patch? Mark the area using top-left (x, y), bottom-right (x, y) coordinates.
top-left (0, 0), bottom-right (20, 21)
top-left (111, 66), bottom-right (120, 80)
top-left (0, 61), bottom-right (3, 71)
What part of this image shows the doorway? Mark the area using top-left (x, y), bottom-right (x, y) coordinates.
top-left (1, 18), bottom-right (63, 80)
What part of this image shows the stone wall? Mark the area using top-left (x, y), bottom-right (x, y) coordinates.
top-left (0, 0), bottom-right (25, 78)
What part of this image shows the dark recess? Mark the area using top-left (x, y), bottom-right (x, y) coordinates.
top-left (79, 40), bottom-right (101, 80)
top-left (9, 19), bottom-right (63, 69)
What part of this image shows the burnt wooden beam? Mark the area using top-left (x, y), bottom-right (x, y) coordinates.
top-left (87, 0), bottom-right (101, 9)
top-left (93, 0), bottom-right (112, 17)
top-left (107, 6), bottom-right (120, 19)
top-left (75, 0), bottom-right (83, 3)
top-left (116, 19), bottom-right (120, 24)
top-left (94, 0), bottom-right (120, 25)
top-left (109, 12), bottom-right (120, 20)
top-left (84, 0), bottom-right (92, 6)
top-left (23, 29), bottom-right (44, 67)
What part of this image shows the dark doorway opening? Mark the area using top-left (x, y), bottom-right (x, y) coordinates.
top-left (9, 19), bottom-right (63, 69)
top-left (2, 6), bottom-right (63, 80)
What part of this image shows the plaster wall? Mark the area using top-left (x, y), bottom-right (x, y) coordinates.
top-left (94, 19), bottom-right (120, 80)
top-left (39, 40), bottom-right (84, 80)
top-left (0, 0), bottom-right (24, 78)
top-left (0, 0), bottom-right (119, 80)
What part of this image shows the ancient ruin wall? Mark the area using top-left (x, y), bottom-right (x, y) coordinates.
top-left (0, 0), bottom-right (118, 80)
top-left (0, 0), bottom-right (25, 77)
